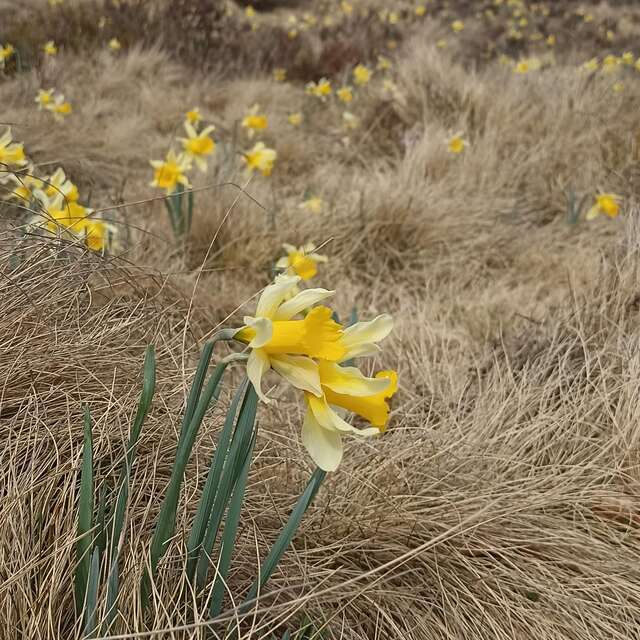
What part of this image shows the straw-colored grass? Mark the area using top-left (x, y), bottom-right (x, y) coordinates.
top-left (2, 0), bottom-right (640, 637)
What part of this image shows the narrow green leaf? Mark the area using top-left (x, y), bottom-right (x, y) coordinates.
top-left (208, 422), bottom-right (257, 617)
top-left (186, 189), bottom-right (194, 235)
top-left (105, 345), bottom-right (156, 629)
top-left (75, 406), bottom-right (94, 614)
top-left (83, 547), bottom-right (101, 639)
top-left (141, 361), bottom-right (228, 606)
top-left (95, 484), bottom-right (107, 555)
top-left (186, 379), bottom-right (249, 582)
top-left (196, 385), bottom-right (258, 590)
top-left (103, 557), bottom-right (119, 633)
top-left (242, 468), bottom-right (326, 608)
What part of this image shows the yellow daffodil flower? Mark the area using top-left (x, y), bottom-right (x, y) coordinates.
top-left (47, 94), bottom-right (72, 120)
top-left (586, 193), bottom-right (621, 220)
top-left (0, 43), bottom-right (14, 68)
top-left (448, 132), bottom-right (468, 154)
top-left (353, 64), bottom-right (372, 86)
top-left (415, 5), bottom-right (426, 17)
top-left (273, 68), bottom-right (286, 82)
top-left (150, 150), bottom-right (192, 193)
top-left (377, 55), bottom-right (392, 71)
top-left (241, 104), bottom-right (268, 138)
top-left (514, 57), bottom-right (541, 74)
top-left (299, 195), bottom-right (323, 214)
top-left (43, 167), bottom-right (79, 202)
top-left (341, 1), bottom-right (353, 15)
top-left (186, 107), bottom-right (202, 125)
top-left (35, 88), bottom-right (55, 109)
top-left (179, 122), bottom-right (216, 172)
top-left (0, 128), bottom-right (27, 167)
top-left (234, 274), bottom-right (344, 402)
top-left (77, 217), bottom-right (107, 251)
top-left (287, 112), bottom-right (303, 126)
top-left (276, 243), bottom-right (327, 280)
top-left (602, 55), bottom-right (619, 73)
top-left (244, 142), bottom-right (277, 176)
top-left (43, 41), bottom-right (58, 56)
top-left (582, 57), bottom-right (599, 72)
top-left (451, 20), bottom-right (465, 32)
top-left (245, 5), bottom-right (255, 18)
top-left (337, 86), bottom-right (353, 103)
top-left (6, 165), bottom-right (43, 202)
top-left (108, 38), bottom-right (121, 51)
top-left (305, 78), bottom-right (332, 98)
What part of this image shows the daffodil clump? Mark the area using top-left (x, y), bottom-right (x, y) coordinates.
top-left (35, 88), bottom-right (72, 120)
top-left (0, 128), bottom-right (112, 252)
top-left (233, 274), bottom-right (397, 470)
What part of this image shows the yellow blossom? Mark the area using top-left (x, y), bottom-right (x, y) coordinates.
top-left (0, 128), bottom-right (27, 167)
top-left (306, 78), bottom-right (332, 98)
top-left (43, 41), bottom-right (58, 56)
top-left (244, 142), bottom-right (277, 176)
top-left (622, 51), bottom-right (634, 65)
top-left (179, 122), bottom-right (216, 172)
top-left (377, 55), bottom-right (392, 71)
top-left (0, 43), bottom-right (15, 67)
top-left (150, 149), bottom-right (192, 193)
top-left (35, 88), bottom-right (55, 110)
top-left (582, 57), bottom-right (599, 72)
top-left (299, 195), bottom-right (323, 214)
top-left (415, 5), bottom-right (426, 17)
top-left (241, 104), bottom-right (268, 138)
top-left (185, 107), bottom-right (202, 125)
top-left (353, 64), bottom-right (372, 86)
top-left (586, 193), bottom-right (621, 220)
top-left (342, 111), bottom-right (360, 129)
top-left (447, 132), bottom-right (468, 154)
top-left (43, 167), bottom-right (79, 202)
top-left (451, 20), bottom-right (464, 32)
top-left (273, 67), bottom-right (287, 82)
top-left (341, 1), bottom-right (353, 15)
top-left (337, 86), bottom-right (353, 103)
top-left (108, 38), bottom-right (121, 51)
top-left (602, 55), bottom-right (619, 72)
top-left (276, 243), bottom-right (327, 281)
top-left (245, 5), bottom-right (255, 18)
top-left (287, 112), bottom-right (303, 126)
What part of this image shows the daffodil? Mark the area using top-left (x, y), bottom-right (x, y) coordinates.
top-left (353, 64), bottom-right (372, 86)
top-left (42, 167), bottom-right (79, 202)
top-left (273, 67), bottom-right (286, 82)
top-left (451, 20), bottom-right (465, 32)
top-left (586, 193), bottom-right (621, 220)
top-left (5, 165), bottom-right (43, 202)
top-left (337, 86), bottom-right (353, 103)
top-left (582, 57), bottom-right (599, 72)
top-left (47, 94), bottom-right (72, 120)
top-left (245, 5), bottom-right (255, 18)
top-left (602, 55), bottom-right (619, 73)
top-left (299, 195), bottom-right (323, 214)
top-left (179, 122), bottom-right (215, 172)
top-left (186, 107), bottom-right (202, 126)
top-left (150, 150), bottom-right (192, 193)
top-left (377, 55), bottom-right (392, 71)
top-left (35, 88), bottom-right (55, 109)
top-left (287, 112), bottom-right (303, 126)
top-left (514, 57), bottom-right (541, 74)
top-left (276, 243), bottom-right (327, 280)
top-left (447, 132), bottom-right (468, 154)
top-left (233, 275), bottom-right (344, 402)
top-left (0, 128), bottom-right (27, 167)
top-left (0, 43), bottom-right (14, 68)
top-left (342, 111), bottom-right (360, 130)
top-left (305, 78), bottom-right (332, 99)
top-left (76, 217), bottom-right (108, 251)
top-left (241, 104), bottom-right (268, 138)
top-left (621, 51), bottom-right (634, 65)
top-left (415, 5), bottom-right (426, 17)
top-left (244, 142), bottom-right (277, 176)
top-left (43, 41), bottom-right (58, 56)
top-left (341, 1), bottom-right (353, 15)
top-left (108, 38), bottom-right (121, 51)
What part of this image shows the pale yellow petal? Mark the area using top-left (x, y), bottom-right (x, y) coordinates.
top-left (270, 354), bottom-right (322, 396)
top-left (273, 288), bottom-right (335, 320)
top-left (256, 275), bottom-right (301, 318)
top-left (302, 408), bottom-right (343, 471)
top-left (319, 362), bottom-right (391, 397)
top-left (247, 348), bottom-right (271, 403)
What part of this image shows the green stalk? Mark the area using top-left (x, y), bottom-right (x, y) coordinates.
top-left (83, 547), bottom-right (101, 638)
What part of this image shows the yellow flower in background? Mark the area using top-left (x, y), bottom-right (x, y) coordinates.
top-left (377, 55), bottom-right (392, 71)
top-left (602, 55), bottom-right (619, 73)
top-left (621, 51), bottom-right (634, 65)
top-left (586, 193), bottom-right (621, 220)
top-left (448, 132), bottom-right (468, 154)
top-left (43, 167), bottom-right (79, 202)
top-left (179, 122), bottom-right (216, 171)
top-left (415, 5), bottom-right (426, 16)
top-left (0, 43), bottom-right (14, 67)
top-left (241, 104), bottom-right (268, 138)
top-left (514, 57), bottom-right (541, 74)
top-left (353, 64), bottom-right (372, 86)
top-left (273, 67), bottom-right (287, 82)
top-left (612, 81), bottom-right (624, 93)
top-left (108, 38), bottom-right (121, 51)
top-left (337, 86), bottom-right (353, 103)
top-left (451, 20), bottom-right (465, 32)
top-left (388, 11), bottom-right (399, 24)
top-left (342, 111), bottom-right (360, 130)
top-left (245, 5), bottom-right (255, 18)
top-left (287, 112), bottom-right (303, 126)
top-left (150, 149), bottom-right (192, 193)
top-left (341, 1), bottom-right (353, 15)
top-left (6, 165), bottom-right (43, 202)
top-left (436, 39), bottom-right (447, 48)
top-left (546, 34), bottom-right (556, 46)
top-left (288, 29), bottom-right (298, 39)
top-left (43, 40), bottom-right (58, 56)
top-left (0, 128), bottom-right (27, 167)
top-left (306, 78), bottom-right (332, 98)
top-left (276, 243), bottom-right (328, 281)
top-left (299, 195), bottom-right (323, 214)
top-left (234, 274), bottom-right (344, 402)
top-left (48, 94), bottom-right (72, 120)
top-left (582, 57), bottom-right (599, 72)
top-left (244, 142), bottom-right (277, 176)
top-left (185, 107), bottom-right (202, 125)
top-left (77, 218), bottom-right (108, 251)
top-left (35, 88), bottom-right (55, 109)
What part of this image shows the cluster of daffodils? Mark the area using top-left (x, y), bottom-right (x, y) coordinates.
top-left (35, 88), bottom-right (72, 120)
top-left (240, 104), bottom-right (277, 177)
top-left (0, 128), bottom-right (112, 251)
top-left (234, 275), bottom-right (397, 470)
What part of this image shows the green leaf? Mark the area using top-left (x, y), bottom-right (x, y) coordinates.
top-left (208, 403), bottom-right (257, 618)
top-left (141, 361), bottom-right (228, 606)
top-left (83, 547), bottom-right (101, 639)
top-left (104, 557), bottom-right (119, 633)
top-left (186, 379), bottom-right (249, 583)
top-left (196, 384), bottom-right (258, 590)
top-left (75, 406), bottom-right (94, 614)
top-left (242, 468), bottom-right (326, 608)
top-left (186, 189), bottom-right (194, 235)
top-left (95, 484), bottom-right (107, 555)
top-left (105, 345), bottom-right (156, 629)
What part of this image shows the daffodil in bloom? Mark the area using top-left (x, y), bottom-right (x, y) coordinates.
top-left (299, 195), bottom-right (323, 214)
top-left (35, 88), bottom-right (55, 109)
top-left (337, 86), bottom-right (353, 103)
top-left (415, 5), bottom-right (426, 17)
top-left (377, 55), bottom-right (392, 71)
top-left (243, 142), bottom-right (276, 176)
top-left (245, 5), bottom-right (255, 18)
top-left (179, 122), bottom-right (216, 172)
top-left (241, 104), bottom-right (268, 138)
top-left (514, 57), bottom-right (541, 74)
top-left (276, 243), bottom-right (327, 280)
top-left (305, 78), bottom-right (332, 99)
top-left (273, 67), bottom-right (286, 82)
top-left (43, 41), bottom-right (58, 56)
top-left (233, 275), bottom-right (344, 402)
top-left (0, 128), bottom-right (27, 167)
top-left (0, 43), bottom-right (14, 68)
top-left (186, 107), bottom-right (202, 125)
top-left (42, 167), bottom-right (79, 202)
top-left (6, 165), bottom-right (43, 202)
top-left (150, 150), bottom-right (192, 193)
top-left (582, 57), bottom-right (599, 72)
top-left (602, 55), bottom-right (619, 73)
top-left (586, 193), bottom-right (621, 220)
top-left (342, 111), bottom-right (360, 130)
top-left (48, 94), bottom-right (72, 120)
top-left (353, 64), bottom-right (372, 86)
top-left (447, 132), bottom-right (468, 154)
top-left (287, 112), bottom-right (303, 126)
top-left (451, 20), bottom-right (465, 32)
top-left (622, 51), bottom-right (634, 65)
top-left (613, 81), bottom-right (624, 94)
top-left (108, 38), bottom-right (121, 51)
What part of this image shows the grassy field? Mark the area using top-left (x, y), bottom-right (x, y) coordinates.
top-left (3, 0), bottom-right (640, 638)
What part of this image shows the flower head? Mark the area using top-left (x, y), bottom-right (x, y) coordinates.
top-left (42, 167), bottom-right (79, 202)
top-left (108, 38), bottom-right (121, 51)
top-left (586, 193), bottom-right (621, 220)
top-left (342, 111), bottom-right (360, 130)
top-left (276, 243), bottom-right (327, 281)
top-left (299, 195), bottom-right (323, 214)
top-left (186, 107), bottom-right (202, 126)
top-left (451, 20), bottom-right (464, 32)
top-left (273, 67), bottom-right (287, 82)
top-left (244, 142), bottom-right (277, 176)
top-left (0, 43), bottom-right (15, 68)
top-left (150, 149), bottom-right (192, 193)
top-left (43, 41), bottom-right (58, 56)
top-left (48, 93), bottom-right (72, 120)
top-left (353, 64), bottom-right (372, 86)
top-left (287, 112), bottom-right (303, 126)
top-left (305, 78), bottom-right (332, 99)
top-left (337, 86), bottom-right (353, 104)
top-left (35, 88), bottom-right (55, 110)
top-left (447, 132), bottom-right (468, 154)
top-left (0, 128), bottom-right (27, 167)
top-left (179, 122), bottom-right (216, 172)
top-left (242, 104), bottom-right (268, 138)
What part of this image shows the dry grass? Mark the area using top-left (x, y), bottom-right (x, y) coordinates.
top-left (3, 0), bottom-right (640, 638)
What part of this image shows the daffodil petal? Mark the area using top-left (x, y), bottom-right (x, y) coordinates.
top-left (302, 408), bottom-right (343, 471)
top-left (270, 354), bottom-right (322, 396)
top-left (247, 348), bottom-right (271, 403)
top-left (319, 362), bottom-right (391, 397)
top-left (274, 288), bottom-right (335, 320)
top-left (307, 393), bottom-right (357, 433)
top-left (256, 275), bottom-right (301, 318)
top-left (341, 314), bottom-right (393, 359)
top-left (243, 316), bottom-right (273, 349)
